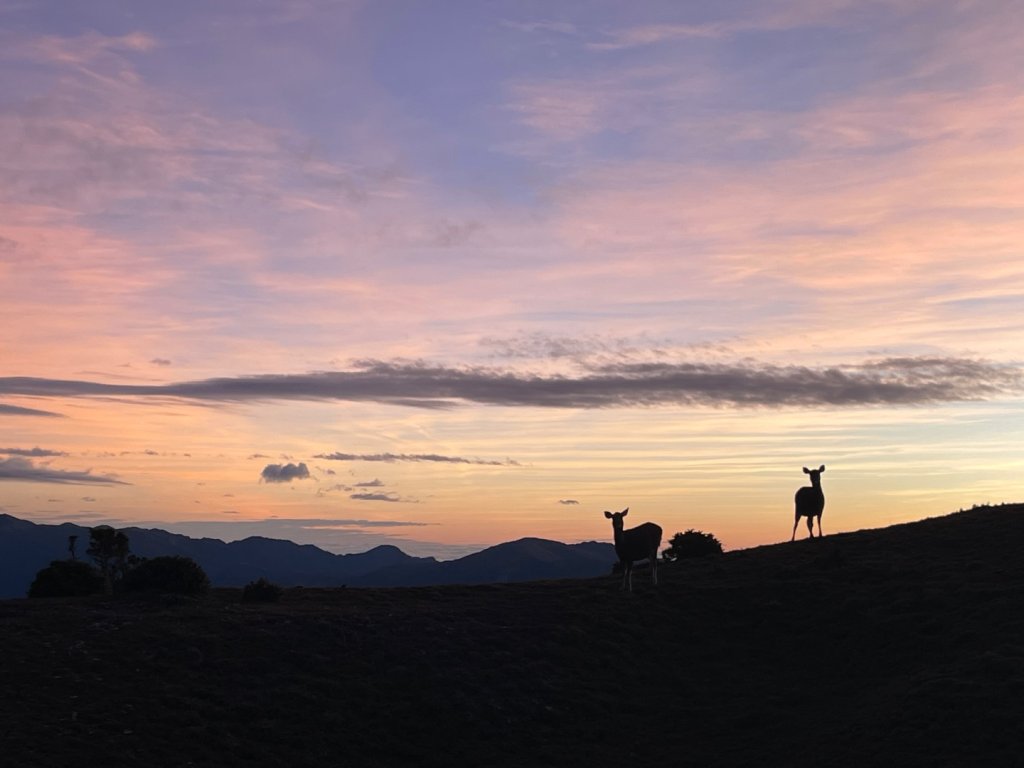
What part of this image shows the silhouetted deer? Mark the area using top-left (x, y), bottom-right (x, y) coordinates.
top-left (792, 465), bottom-right (826, 541)
top-left (604, 508), bottom-right (662, 591)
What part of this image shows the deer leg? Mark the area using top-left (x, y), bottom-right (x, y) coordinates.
top-left (817, 515), bottom-right (824, 537)
top-left (806, 516), bottom-right (814, 538)
top-left (791, 514), bottom-right (800, 541)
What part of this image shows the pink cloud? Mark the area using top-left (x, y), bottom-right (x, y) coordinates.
top-left (505, 80), bottom-right (607, 142)
top-left (5, 30), bottom-right (158, 66)
top-left (587, 23), bottom-right (726, 51)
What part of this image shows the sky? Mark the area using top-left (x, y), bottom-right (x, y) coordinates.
top-left (1, 0), bottom-right (1023, 559)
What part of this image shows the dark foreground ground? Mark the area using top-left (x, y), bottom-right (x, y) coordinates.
top-left (3, 504), bottom-right (1024, 767)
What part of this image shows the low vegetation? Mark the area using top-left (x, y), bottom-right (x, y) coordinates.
top-left (27, 559), bottom-right (104, 598)
top-left (243, 576), bottom-right (283, 602)
top-left (28, 528), bottom-right (209, 599)
top-left (123, 555), bottom-right (211, 596)
top-left (662, 528), bottom-right (724, 560)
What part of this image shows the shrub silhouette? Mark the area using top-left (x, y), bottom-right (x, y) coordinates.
top-left (124, 556), bottom-right (210, 596)
top-left (243, 577), bottom-right (283, 602)
top-left (663, 529), bottom-right (724, 560)
top-left (28, 559), bottom-right (104, 598)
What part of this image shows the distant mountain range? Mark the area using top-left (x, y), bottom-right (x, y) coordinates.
top-left (0, 514), bottom-right (617, 598)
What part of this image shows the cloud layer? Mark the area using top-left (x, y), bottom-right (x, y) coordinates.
top-left (2, 357), bottom-right (1019, 410)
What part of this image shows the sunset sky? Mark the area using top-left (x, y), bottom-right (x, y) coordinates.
top-left (2, 0), bottom-right (1022, 559)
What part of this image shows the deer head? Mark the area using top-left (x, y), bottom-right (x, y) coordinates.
top-left (803, 465), bottom-right (825, 484)
top-left (604, 507), bottom-right (629, 532)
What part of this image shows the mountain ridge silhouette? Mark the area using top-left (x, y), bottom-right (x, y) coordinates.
top-left (0, 513), bottom-right (616, 597)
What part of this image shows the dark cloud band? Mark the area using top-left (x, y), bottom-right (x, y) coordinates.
top-left (0, 447), bottom-right (68, 457)
top-left (350, 492), bottom-right (404, 502)
top-left (0, 356), bottom-right (1019, 410)
top-left (0, 403), bottom-right (64, 418)
top-left (0, 457), bottom-right (128, 485)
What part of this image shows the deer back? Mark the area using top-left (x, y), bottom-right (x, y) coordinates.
top-left (615, 521), bottom-right (663, 561)
top-left (795, 485), bottom-right (825, 515)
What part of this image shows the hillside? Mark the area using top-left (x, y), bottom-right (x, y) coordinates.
top-left (2, 504), bottom-right (1024, 767)
top-left (0, 514), bottom-right (616, 597)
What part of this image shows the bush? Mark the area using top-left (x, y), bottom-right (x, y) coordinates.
top-left (28, 560), bottom-right (104, 598)
top-left (124, 556), bottom-right (210, 596)
top-left (663, 529), bottom-right (724, 561)
top-left (243, 577), bottom-right (283, 602)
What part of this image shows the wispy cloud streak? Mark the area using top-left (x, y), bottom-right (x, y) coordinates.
top-left (315, 452), bottom-right (519, 466)
top-left (0, 357), bottom-right (1019, 410)
top-left (0, 447), bottom-right (67, 457)
top-left (0, 403), bottom-right (64, 418)
top-left (350, 492), bottom-right (410, 503)
top-left (0, 457), bottom-right (128, 485)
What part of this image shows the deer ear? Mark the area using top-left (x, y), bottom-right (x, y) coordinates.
top-left (621, 508), bottom-right (629, 516)
top-left (604, 510), bottom-right (613, 519)
top-left (819, 465), bottom-right (826, 472)
top-left (802, 467), bottom-right (810, 474)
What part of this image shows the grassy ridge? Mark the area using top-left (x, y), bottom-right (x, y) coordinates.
top-left (3, 505), bottom-right (1024, 767)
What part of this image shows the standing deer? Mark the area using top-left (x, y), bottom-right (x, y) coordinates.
top-left (792, 465), bottom-right (826, 541)
top-left (604, 508), bottom-right (662, 591)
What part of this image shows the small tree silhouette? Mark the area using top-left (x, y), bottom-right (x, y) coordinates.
top-left (86, 526), bottom-right (132, 594)
top-left (663, 529), bottom-right (724, 561)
